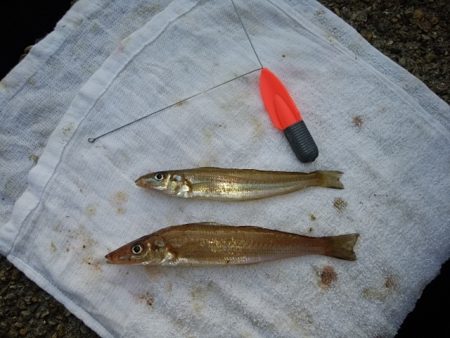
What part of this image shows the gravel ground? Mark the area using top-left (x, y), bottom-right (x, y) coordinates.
top-left (1, 0), bottom-right (449, 337)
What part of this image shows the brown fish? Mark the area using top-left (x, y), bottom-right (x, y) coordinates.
top-left (135, 167), bottom-right (343, 201)
top-left (105, 222), bottom-right (358, 266)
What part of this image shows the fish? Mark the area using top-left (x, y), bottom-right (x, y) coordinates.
top-left (105, 222), bottom-right (359, 266)
top-left (135, 167), bottom-right (343, 201)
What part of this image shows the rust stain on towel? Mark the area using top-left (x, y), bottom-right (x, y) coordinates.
top-left (362, 275), bottom-right (398, 302)
top-left (61, 224), bottom-right (101, 272)
top-left (78, 225), bottom-right (97, 249)
top-left (29, 154), bottom-right (39, 165)
top-left (352, 116), bottom-right (364, 128)
top-left (333, 197), bottom-right (347, 212)
top-left (27, 77), bottom-right (37, 86)
top-left (82, 256), bottom-right (102, 272)
top-left (112, 191), bottom-right (128, 214)
top-left (85, 204), bottom-right (97, 217)
top-left (113, 191), bottom-right (128, 204)
top-left (137, 292), bottom-right (154, 308)
top-left (384, 275), bottom-right (398, 290)
top-left (250, 116), bottom-right (264, 139)
top-left (62, 123), bottom-right (74, 136)
top-left (319, 265), bottom-right (337, 289)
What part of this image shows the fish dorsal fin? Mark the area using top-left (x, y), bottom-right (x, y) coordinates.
top-left (194, 222), bottom-right (222, 226)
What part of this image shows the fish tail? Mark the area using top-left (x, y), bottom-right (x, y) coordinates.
top-left (313, 171), bottom-right (344, 189)
top-left (324, 233), bottom-right (359, 261)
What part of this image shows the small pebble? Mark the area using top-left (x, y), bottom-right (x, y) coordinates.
top-left (413, 8), bottom-right (424, 20)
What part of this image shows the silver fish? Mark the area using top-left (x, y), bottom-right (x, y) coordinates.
top-left (135, 167), bottom-right (343, 201)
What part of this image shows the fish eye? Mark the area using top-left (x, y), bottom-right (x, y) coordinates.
top-left (154, 173), bottom-right (164, 181)
top-left (131, 244), bottom-right (143, 255)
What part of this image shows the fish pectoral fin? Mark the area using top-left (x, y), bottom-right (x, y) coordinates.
top-left (161, 244), bottom-right (178, 265)
top-left (175, 179), bottom-right (192, 198)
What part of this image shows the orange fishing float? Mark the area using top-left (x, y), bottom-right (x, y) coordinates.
top-left (259, 67), bottom-right (319, 163)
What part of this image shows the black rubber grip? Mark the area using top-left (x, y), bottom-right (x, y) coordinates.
top-left (283, 120), bottom-right (319, 163)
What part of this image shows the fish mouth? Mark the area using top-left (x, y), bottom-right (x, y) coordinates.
top-left (105, 252), bottom-right (138, 265)
top-left (105, 253), bottom-right (114, 264)
top-left (105, 253), bottom-right (128, 264)
top-left (135, 179), bottom-right (144, 187)
top-left (135, 177), bottom-right (146, 187)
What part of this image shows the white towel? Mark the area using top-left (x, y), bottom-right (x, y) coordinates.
top-left (1, 0), bottom-right (449, 337)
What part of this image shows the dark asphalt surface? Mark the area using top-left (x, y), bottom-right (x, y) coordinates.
top-left (1, 0), bottom-right (449, 337)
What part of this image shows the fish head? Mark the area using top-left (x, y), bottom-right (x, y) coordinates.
top-left (135, 171), bottom-right (188, 196)
top-left (105, 234), bottom-right (167, 265)
top-left (135, 171), bottom-right (171, 191)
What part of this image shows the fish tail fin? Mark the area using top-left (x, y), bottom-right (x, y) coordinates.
top-left (314, 170), bottom-right (344, 189)
top-left (324, 233), bottom-right (359, 261)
